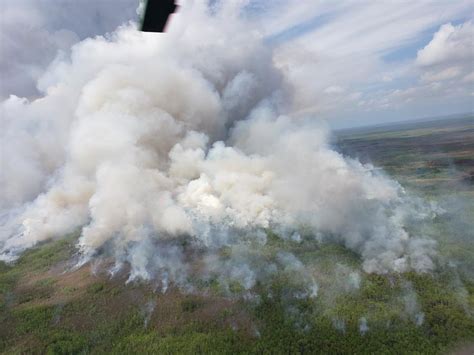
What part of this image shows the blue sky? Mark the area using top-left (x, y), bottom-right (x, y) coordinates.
top-left (1, 0), bottom-right (473, 128)
top-left (255, 1), bottom-right (474, 128)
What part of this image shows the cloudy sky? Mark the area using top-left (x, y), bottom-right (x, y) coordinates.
top-left (1, 0), bottom-right (473, 128)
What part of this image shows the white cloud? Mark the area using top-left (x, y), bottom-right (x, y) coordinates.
top-left (324, 85), bottom-right (345, 94)
top-left (463, 71), bottom-right (474, 82)
top-left (266, 1), bottom-right (473, 119)
top-left (416, 21), bottom-right (473, 67)
top-left (360, 19), bottom-right (473, 117)
top-left (414, 20), bottom-right (473, 95)
top-left (421, 66), bottom-right (462, 82)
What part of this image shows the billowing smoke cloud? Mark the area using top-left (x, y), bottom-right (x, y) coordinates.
top-left (0, 2), bottom-right (437, 292)
top-left (0, 0), bottom-right (138, 99)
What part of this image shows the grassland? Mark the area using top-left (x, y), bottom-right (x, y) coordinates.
top-left (1, 116), bottom-right (473, 354)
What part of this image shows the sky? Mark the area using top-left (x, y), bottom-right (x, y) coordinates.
top-left (0, 0), bottom-right (473, 128)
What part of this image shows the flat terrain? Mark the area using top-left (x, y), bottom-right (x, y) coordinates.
top-left (336, 116), bottom-right (474, 194)
top-left (336, 115), bottom-right (474, 277)
top-left (1, 116), bottom-right (473, 354)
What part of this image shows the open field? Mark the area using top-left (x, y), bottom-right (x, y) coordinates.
top-left (1, 116), bottom-right (473, 354)
top-left (336, 115), bottom-right (474, 195)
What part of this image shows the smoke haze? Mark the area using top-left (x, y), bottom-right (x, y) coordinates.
top-left (1, 1), bottom-right (439, 292)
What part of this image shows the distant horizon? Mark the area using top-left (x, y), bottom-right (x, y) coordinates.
top-left (333, 111), bottom-right (474, 132)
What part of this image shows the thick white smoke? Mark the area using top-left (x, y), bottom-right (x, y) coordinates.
top-left (0, 2), bottom-right (437, 291)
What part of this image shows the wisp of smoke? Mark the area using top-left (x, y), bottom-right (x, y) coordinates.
top-left (0, 1), bottom-right (438, 294)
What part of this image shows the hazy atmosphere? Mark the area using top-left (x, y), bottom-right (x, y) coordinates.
top-left (0, 1), bottom-right (473, 353)
top-left (1, 0), bottom-right (450, 283)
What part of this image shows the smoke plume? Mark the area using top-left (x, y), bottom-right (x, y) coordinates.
top-left (0, 2), bottom-right (437, 292)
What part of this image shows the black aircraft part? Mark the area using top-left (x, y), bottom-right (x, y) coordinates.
top-left (141, 0), bottom-right (177, 32)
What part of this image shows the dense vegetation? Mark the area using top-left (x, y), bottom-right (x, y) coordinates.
top-left (1, 117), bottom-right (473, 354)
top-left (1, 234), bottom-right (473, 353)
